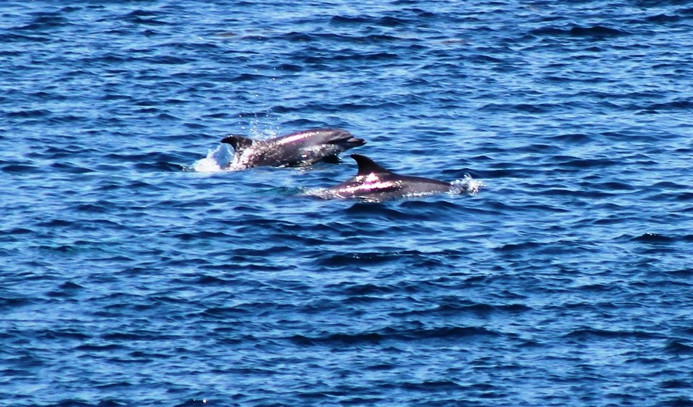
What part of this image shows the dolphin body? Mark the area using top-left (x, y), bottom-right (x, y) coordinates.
top-left (221, 128), bottom-right (365, 169)
top-left (310, 154), bottom-right (455, 201)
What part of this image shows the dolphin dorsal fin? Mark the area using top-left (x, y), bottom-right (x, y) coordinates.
top-left (351, 154), bottom-right (392, 176)
top-left (221, 135), bottom-right (254, 152)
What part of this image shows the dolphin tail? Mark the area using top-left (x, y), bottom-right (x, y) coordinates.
top-left (221, 135), bottom-right (254, 152)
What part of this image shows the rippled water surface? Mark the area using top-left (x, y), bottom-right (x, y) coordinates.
top-left (2, 1), bottom-right (693, 406)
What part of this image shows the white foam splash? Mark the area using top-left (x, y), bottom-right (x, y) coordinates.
top-left (192, 144), bottom-right (232, 173)
top-left (451, 174), bottom-right (485, 195)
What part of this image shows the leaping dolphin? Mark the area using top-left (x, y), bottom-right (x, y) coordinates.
top-left (221, 128), bottom-right (365, 170)
top-left (308, 154), bottom-right (464, 201)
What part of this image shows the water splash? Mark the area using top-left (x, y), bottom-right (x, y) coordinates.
top-left (192, 144), bottom-right (232, 173)
top-left (451, 174), bottom-right (484, 195)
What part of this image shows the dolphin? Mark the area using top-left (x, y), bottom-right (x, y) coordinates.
top-left (309, 154), bottom-right (459, 201)
top-left (221, 128), bottom-right (365, 170)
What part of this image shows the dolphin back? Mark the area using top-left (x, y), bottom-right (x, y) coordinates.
top-left (279, 128), bottom-right (365, 149)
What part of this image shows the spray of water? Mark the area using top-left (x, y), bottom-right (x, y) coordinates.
top-left (192, 144), bottom-right (233, 173)
top-left (451, 174), bottom-right (484, 195)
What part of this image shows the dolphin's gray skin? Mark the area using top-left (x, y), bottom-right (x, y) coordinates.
top-left (221, 128), bottom-right (365, 169)
top-left (309, 154), bottom-right (454, 201)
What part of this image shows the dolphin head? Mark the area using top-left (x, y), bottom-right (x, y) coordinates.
top-left (319, 129), bottom-right (365, 149)
top-left (221, 135), bottom-right (254, 152)
top-left (340, 136), bottom-right (366, 148)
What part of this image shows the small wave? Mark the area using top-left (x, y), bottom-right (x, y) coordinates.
top-left (631, 232), bottom-right (676, 243)
top-left (290, 325), bottom-right (496, 346)
top-left (664, 340), bottom-right (693, 355)
top-left (2, 163), bottom-right (41, 174)
top-left (563, 328), bottom-right (659, 340)
top-left (530, 25), bottom-right (628, 38)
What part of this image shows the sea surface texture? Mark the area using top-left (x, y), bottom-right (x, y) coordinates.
top-left (2, 1), bottom-right (693, 406)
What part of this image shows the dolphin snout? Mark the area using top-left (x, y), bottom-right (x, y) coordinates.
top-left (348, 137), bottom-right (366, 146)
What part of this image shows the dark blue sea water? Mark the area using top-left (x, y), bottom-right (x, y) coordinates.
top-left (2, 1), bottom-right (693, 406)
